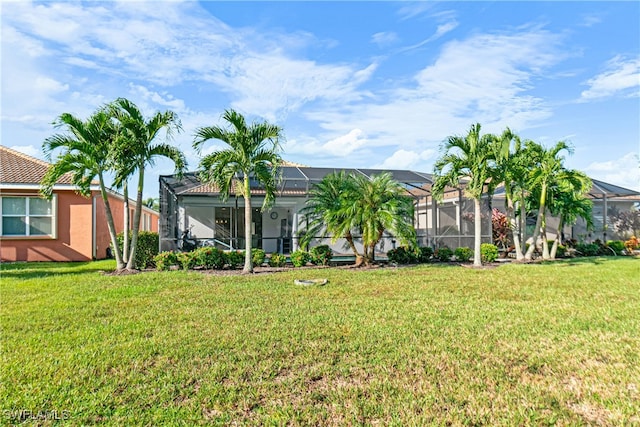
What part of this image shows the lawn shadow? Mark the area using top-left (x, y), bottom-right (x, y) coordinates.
top-left (0, 261), bottom-right (114, 280)
top-left (544, 256), bottom-right (619, 267)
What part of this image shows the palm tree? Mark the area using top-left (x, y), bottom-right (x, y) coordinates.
top-left (491, 129), bottom-right (529, 260)
top-left (547, 170), bottom-right (593, 259)
top-left (193, 109), bottom-right (283, 274)
top-left (432, 123), bottom-right (496, 266)
top-left (349, 172), bottom-right (417, 264)
top-left (109, 98), bottom-right (185, 270)
top-left (524, 140), bottom-right (572, 260)
top-left (41, 109), bottom-right (126, 270)
top-left (298, 171), bottom-right (362, 259)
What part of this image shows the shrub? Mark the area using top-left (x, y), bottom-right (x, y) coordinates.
top-left (454, 247), bottom-right (473, 262)
top-left (480, 243), bottom-right (499, 263)
top-left (606, 240), bottom-right (625, 256)
top-left (434, 247), bottom-right (453, 262)
top-left (387, 246), bottom-right (417, 264)
top-left (176, 251), bottom-right (196, 270)
top-left (416, 246), bottom-right (434, 263)
top-left (575, 243), bottom-right (599, 257)
top-left (310, 245), bottom-right (333, 266)
top-left (115, 231), bottom-right (159, 269)
top-left (268, 253), bottom-right (287, 267)
top-left (624, 236), bottom-right (638, 254)
top-left (290, 250), bottom-right (311, 267)
top-left (193, 246), bottom-right (226, 269)
top-left (226, 251), bottom-right (245, 269)
top-left (154, 251), bottom-right (179, 271)
top-left (252, 249), bottom-right (266, 267)
top-left (555, 244), bottom-right (567, 258)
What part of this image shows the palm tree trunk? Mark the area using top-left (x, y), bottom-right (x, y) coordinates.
top-left (525, 184), bottom-right (546, 260)
top-left (473, 197), bottom-right (482, 266)
top-left (243, 176), bottom-right (253, 274)
top-left (519, 191), bottom-right (527, 255)
top-left (345, 231), bottom-right (361, 258)
top-left (550, 216), bottom-right (564, 259)
top-left (541, 212), bottom-right (550, 260)
top-left (98, 173), bottom-right (125, 270)
top-left (126, 166), bottom-right (144, 270)
top-left (123, 181), bottom-right (129, 263)
top-left (507, 197), bottom-right (524, 260)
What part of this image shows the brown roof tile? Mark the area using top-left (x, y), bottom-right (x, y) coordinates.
top-left (0, 145), bottom-right (74, 185)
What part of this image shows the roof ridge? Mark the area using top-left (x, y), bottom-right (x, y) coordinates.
top-left (0, 145), bottom-right (51, 167)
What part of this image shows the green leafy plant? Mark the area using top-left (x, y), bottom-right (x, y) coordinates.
top-left (116, 231), bottom-right (159, 269)
top-left (193, 247), bottom-right (226, 270)
top-left (252, 249), bottom-right (266, 267)
top-left (290, 250), bottom-right (311, 267)
top-left (480, 243), bottom-right (499, 263)
top-left (434, 247), bottom-right (453, 262)
top-left (154, 251), bottom-right (179, 271)
top-left (387, 246), bottom-right (417, 264)
top-left (310, 245), bottom-right (333, 266)
top-left (268, 253), bottom-right (287, 267)
top-left (176, 252), bottom-right (196, 270)
top-left (454, 247), bottom-right (474, 262)
top-left (575, 243), bottom-right (599, 257)
top-left (226, 251), bottom-right (245, 269)
top-left (416, 246), bottom-right (434, 263)
top-left (607, 240), bottom-right (625, 256)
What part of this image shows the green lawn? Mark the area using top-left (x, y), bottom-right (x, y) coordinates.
top-left (1, 258), bottom-right (639, 425)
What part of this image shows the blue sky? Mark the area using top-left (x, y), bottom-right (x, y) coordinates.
top-left (2, 1), bottom-right (639, 198)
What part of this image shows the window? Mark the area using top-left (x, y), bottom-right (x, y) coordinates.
top-left (1, 196), bottom-right (56, 237)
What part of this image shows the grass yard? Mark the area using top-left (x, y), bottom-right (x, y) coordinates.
top-left (1, 258), bottom-right (639, 425)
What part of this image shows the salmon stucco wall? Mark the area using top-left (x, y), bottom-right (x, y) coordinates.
top-left (0, 190), bottom-right (93, 262)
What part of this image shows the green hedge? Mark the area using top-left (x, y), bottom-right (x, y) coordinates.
top-left (116, 231), bottom-right (159, 269)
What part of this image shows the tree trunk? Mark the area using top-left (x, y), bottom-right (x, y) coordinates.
top-left (345, 231), bottom-right (362, 259)
top-left (525, 184), bottom-right (546, 260)
top-left (126, 166), bottom-right (144, 270)
top-left (99, 173), bottom-right (125, 270)
top-left (243, 176), bottom-right (253, 274)
top-left (519, 191), bottom-right (527, 255)
top-left (123, 181), bottom-right (129, 264)
top-left (550, 216), bottom-right (564, 259)
top-left (541, 212), bottom-right (550, 260)
top-left (473, 198), bottom-right (482, 266)
top-left (506, 192), bottom-right (524, 261)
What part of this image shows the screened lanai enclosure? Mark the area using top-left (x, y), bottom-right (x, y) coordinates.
top-left (158, 166), bottom-right (494, 255)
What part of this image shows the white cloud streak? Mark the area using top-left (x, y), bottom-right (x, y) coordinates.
top-left (580, 56), bottom-right (640, 100)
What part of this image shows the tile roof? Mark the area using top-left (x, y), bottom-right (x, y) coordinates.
top-left (0, 145), bottom-right (74, 185)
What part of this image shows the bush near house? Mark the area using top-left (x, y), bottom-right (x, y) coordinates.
top-left (607, 240), bottom-right (626, 256)
top-left (575, 243), bottom-right (600, 257)
top-left (115, 231), bottom-right (159, 269)
top-left (226, 251), bottom-right (245, 269)
top-left (480, 243), bottom-right (499, 263)
top-left (193, 247), bottom-right (226, 270)
top-left (252, 249), bottom-right (266, 267)
top-left (290, 250), bottom-right (311, 267)
top-left (454, 247), bottom-right (474, 262)
top-left (154, 251), bottom-right (179, 271)
top-left (387, 246), bottom-right (417, 264)
top-left (624, 236), bottom-right (638, 254)
top-left (310, 245), bottom-right (333, 266)
top-left (417, 246), bottom-right (434, 263)
top-left (268, 253), bottom-right (287, 267)
top-left (434, 247), bottom-right (453, 262)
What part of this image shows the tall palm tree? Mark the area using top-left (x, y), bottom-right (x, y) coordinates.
top-left (110, 98), bottom-right (185, 270)
top-left (193, 109), bottom-right (283, 274)
top-left (432, 123), bottom-right (496, 266)
top-left (547, 170), bottom-right (593, 259)
top-left (524, 140), bottom-right (572, 260)
top-left (298, 171), bottom-right (361, 259)
top-left (349, 172), bottom-right (416, 264)
top-left (491, 129), bottom-right (529, 260)
top-left (41, 109), bottom-right (126, 270)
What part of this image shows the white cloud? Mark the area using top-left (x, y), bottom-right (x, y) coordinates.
top-left (9, 144), bottom-right (43, 160)
top-left (584, 152), bottom-right (640, 191)
top-left (580, 56), bottom-right (640, 100)
top-left (371, 32), bottom-right (399, 47)
top-left (376, 148), bottom-right (436, 170)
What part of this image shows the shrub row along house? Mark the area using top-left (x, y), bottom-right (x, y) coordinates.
top-left (0, 145), bottom-right (159, 262)
top-left (159, 164), bottom-right (639, 257)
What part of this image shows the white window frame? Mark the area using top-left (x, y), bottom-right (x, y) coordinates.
top-left (0, 195), bottom-right (57, 238)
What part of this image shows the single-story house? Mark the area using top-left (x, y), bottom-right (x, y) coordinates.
top-left (0, 145), bottom-right (159, 262)
top-left (159, 164), bottom-right (639, 255)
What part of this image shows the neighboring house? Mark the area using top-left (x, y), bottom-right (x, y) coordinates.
top-left (0, 145), bottom-right (159, 262)
top-left (160, 164), bottom-right (639, 255)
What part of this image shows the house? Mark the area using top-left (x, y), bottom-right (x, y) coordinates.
top-left (0, 145), bottom-right (159, 262)
top-left (159, 164), bottom-right (640, 255)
